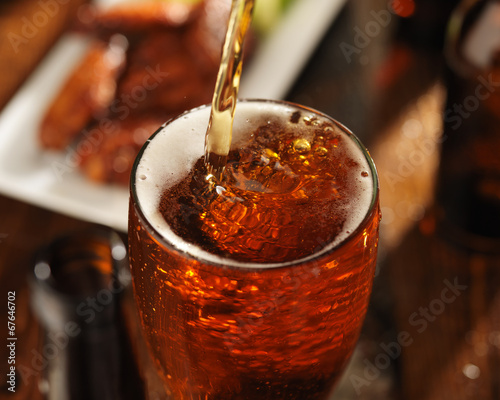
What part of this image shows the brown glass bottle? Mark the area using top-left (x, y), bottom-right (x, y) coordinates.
top-left (433, 0), bottom-right (500, 247)
top-left (31, 228), bottom-right (145, 400)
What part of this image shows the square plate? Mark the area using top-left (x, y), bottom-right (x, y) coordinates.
top-left (0, 0), bottom-right (346, 232)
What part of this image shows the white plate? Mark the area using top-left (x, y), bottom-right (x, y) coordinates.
top-left (0, 0), bottom-right (346, 233)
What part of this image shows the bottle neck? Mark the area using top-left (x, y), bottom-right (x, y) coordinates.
top-left (433, 0), bottom-right (500, 247)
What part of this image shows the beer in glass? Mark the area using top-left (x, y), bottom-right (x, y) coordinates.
top-left (128, 99), bottom-right (380, 399)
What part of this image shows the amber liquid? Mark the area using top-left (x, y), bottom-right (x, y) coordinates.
top-left (129, 103), bottom-right (380, 400)
top-left (204, 0), bottom-right (254, 180)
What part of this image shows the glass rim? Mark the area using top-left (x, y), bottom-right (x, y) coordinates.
top-left (129, 99), bottom-right (380, 270)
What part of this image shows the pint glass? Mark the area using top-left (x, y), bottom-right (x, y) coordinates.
top-left (128, 100), bottom-right (380, 400)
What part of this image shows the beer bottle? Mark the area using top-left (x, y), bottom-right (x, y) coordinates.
top-left (31, 227), bottom-right (145, 400)
top-left (432, 0), bottom-right (500, 248)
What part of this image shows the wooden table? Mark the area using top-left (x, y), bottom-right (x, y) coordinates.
top-left (1, 0), bottom-right (499, 399)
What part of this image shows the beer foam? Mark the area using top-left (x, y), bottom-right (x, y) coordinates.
top-left (134, 100), bottom-right (376, 268)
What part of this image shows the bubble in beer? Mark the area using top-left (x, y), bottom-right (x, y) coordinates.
top-left (134, 101), bottom-right (375, 266)
top-left (314, 146), bottom-right (328, 157)
top-left (303, 115), bottom-right (320, 126)
top-left (292, 138), bottom-right (311, 154)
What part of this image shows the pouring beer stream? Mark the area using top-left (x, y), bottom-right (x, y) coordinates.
top-left (204, 0), bottom-right (255, 181)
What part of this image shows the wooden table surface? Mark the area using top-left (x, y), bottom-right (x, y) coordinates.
top-left (1, 0), bottom-right (499, 399)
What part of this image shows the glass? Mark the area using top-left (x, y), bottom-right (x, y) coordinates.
top-left (128, 99), bottom-right (380, 400)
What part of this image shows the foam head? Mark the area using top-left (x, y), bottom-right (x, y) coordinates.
top-left (132, 100), bottom-right (377, 268)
